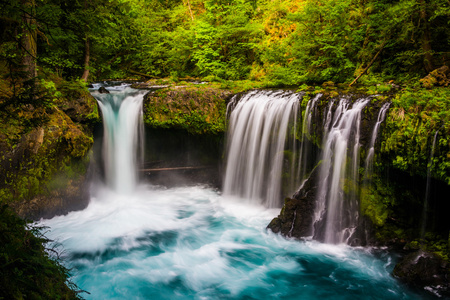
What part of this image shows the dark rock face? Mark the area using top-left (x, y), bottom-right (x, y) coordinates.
top-left (267, 165), bottom-right (319, 238)
top-left (393, 250), bottom-right (450, 298)
top-left (267, 197), bottom-right (315, 238)
top-left (10, 173), bottom-right (91, 221)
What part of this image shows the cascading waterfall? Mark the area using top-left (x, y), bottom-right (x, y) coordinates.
top-left (421, 130), bottom-right (440, 238)
top-left (223, 90), bottom-right (301, 208)
top-left (92, 85), bottom-right (146, 193)
top-left (313, 97), bottom-right (371, 244)
top-left (37, 85), bottom-right (427, 299)
top-left (364, 102), bottom-right (390, 182)
top-left (296, 94), bottom-right (321, 186)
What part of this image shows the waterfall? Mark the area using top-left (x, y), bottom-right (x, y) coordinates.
top-left (92, 86), bottom-right (146, 193)
top-left (364, 102), bottom-right (390, 182)
top-left (223, 90), bottom-right (302, 208)
top-left (421, 130), bottom-right (439, 238)
top-left (296, 94), bottom-right (321, 186)
top-left (313, 97), bottom-right (370, 244)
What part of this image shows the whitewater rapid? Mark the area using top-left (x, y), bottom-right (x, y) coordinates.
top-left (39, 185), bottom-right (427, 299)
top-left (38, 84), bottom-right (429, 299)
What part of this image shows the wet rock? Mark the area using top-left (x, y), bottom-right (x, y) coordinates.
top-left (393, 250), bottom-right (450, 298)
top-left (98, 86), bottom-right (110, 94)
top-left (267, 196), bottom-right (315, 238)
top-left (60, 91), bottom-right (100, 124)
top-left (267, 165), bottom-right (320, 238)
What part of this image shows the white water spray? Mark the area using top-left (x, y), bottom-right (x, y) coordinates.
top-left (223, 90), bottom-right (301, 208)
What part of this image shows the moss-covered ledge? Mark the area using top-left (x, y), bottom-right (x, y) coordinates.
top-left (0, 84), bottom-right (99, 220)
top-left (143, 84), bottom-right (233, 135)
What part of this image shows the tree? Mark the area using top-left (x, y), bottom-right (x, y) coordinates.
top-left (192, 0), bottom-right (262, 79)
top-left (20, 0), bottom-right (37, 81)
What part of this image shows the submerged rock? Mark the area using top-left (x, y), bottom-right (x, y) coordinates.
top-left (393, 250), bottom-right (450, 298)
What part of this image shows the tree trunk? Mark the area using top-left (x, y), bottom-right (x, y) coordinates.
top-left (80, 37), bottom-right (90, 82)
top-left (349, 41), bottom-right (386, 87)
top-left (420, 0), bottom-right (434, 73)
top-left (20, 0), bottom-right (37, 81)
top-left (184, 0), bottom-right (194, 21)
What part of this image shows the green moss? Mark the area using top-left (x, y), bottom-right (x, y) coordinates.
top-left (360, 182), bottom-right (391, 227)
top-left (381, 87), bottom-right (450, 184)
top-left (143, 87), bottom-right (230, 135)
top-left (0, 84), bottom-right (94, 206)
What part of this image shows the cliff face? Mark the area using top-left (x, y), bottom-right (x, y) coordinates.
top-left (142, 84), bottom-right (232, 135)
top-left (0, 85), bottom-right (99, 220)
top-left (140, 85), bottom-right (449, 248)
top-left (265, 88), bottom-right (450, 296)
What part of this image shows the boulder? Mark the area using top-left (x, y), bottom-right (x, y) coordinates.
top-left (420, 65), bottom-right (450, 88)
top-left (393, 250), bottom-right (450, 297)
top-left (98, 86), bottom-right (110, 94)
top-left (267, 165), bottom-right (320, 238)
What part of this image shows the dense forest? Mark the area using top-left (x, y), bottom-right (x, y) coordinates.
top-left (1, 0), bottom-right (450, 298)
top-left (1, 0), bottom-right (449, 86)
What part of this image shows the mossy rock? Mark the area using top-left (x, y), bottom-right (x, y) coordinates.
top-left (143, 86), bottom-right (233, 135)
top-left (0, 82), bottom-right (96, 219)
top-left (420, 66), bottom-right (450, 89)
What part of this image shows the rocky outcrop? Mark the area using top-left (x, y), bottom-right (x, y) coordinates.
top-left (0, 86), bottom-right (98, 220)
top-left (267, 165), bottom-right (320, 238)
top-left (98, 86), bottom-right (110, 94)
top-left (393, 250), bottom-right (449, 298)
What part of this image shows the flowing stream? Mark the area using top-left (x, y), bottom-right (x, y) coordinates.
top-left (38, 86), bottom-right (430, 299)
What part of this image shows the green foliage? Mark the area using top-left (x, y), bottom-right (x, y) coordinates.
top-left (0, 205), bottom-right (81, 299)
top-left (360, 175), bottom-right (396, 228)
top-left (381, 87), bottom-right (450, 184)
top-left (192, 0), bottom-right (262, 80)
top-left (2, 0), bottom-right (449, 84)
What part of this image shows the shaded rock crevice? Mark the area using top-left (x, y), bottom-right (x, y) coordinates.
top-left (267, 164), bottom-right (320, 238)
